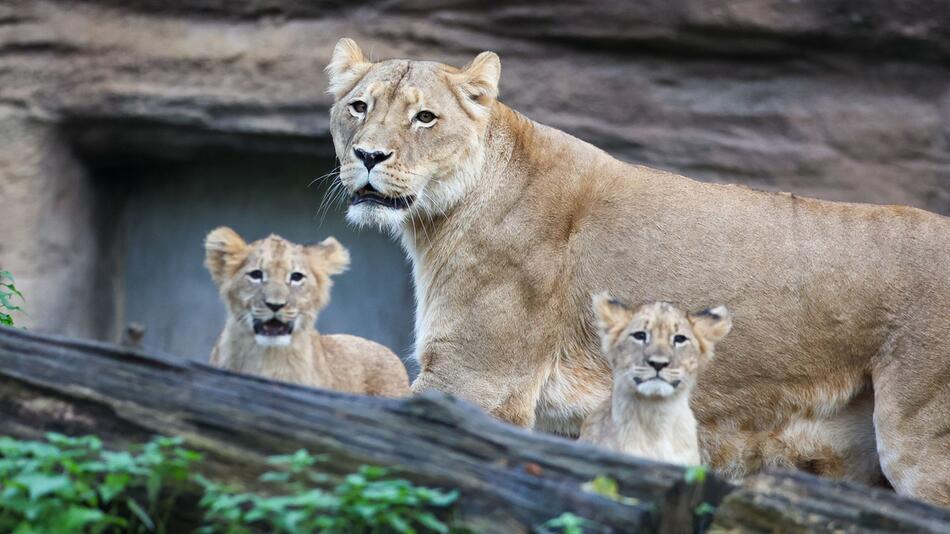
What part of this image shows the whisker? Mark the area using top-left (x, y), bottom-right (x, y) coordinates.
top-left (308, 165), bottom-right (341, 188)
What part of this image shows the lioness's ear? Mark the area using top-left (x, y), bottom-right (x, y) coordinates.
top-left (307, 236), bottom-right (350, 277)
top-left (450, 51), bottom-right (501, 111)
top-left (687, 306), bottom-right (733, 354)
top-left (204, 226), bottom-right (249, 286)
top-left (326, 38), bottom-right (372, 99)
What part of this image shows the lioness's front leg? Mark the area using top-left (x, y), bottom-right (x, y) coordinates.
top-left (411, 340), bottom-right (547, 428)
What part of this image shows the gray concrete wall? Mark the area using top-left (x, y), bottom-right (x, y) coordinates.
top-left (0, 111), bottom-right (119, 340)
top-left (113, 151), bottom-right (415, 365)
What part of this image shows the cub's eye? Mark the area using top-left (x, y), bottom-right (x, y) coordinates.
top-left (415, 110), bottom-right (437, 124)
top-left (289, 272), bottom-right (305, 283)
top-left (247, 270), bottom-right (264, 281)
top-left (630, 331), bottom-right (647, 342)
top-left (673, 334), bottom-right (689, 345)
top-left (349, 100), bottom-right (367, 114)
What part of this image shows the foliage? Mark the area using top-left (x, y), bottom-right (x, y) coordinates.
top-left (197, 449), bottom-right (460, 534)
top-left (0, 433), bottom-right (463, 534)
top-left (0, 270), bottom-right (24, 327)
top-left (695, 501), bottom-right (716, 517)
top-left (581, 475), bottom-right (639, 506)
top-left (0, 433), bottom-right (200, 533)
top-left (684, 465), bottom-right (708, 485)
top-left (537, 512), bottom-right (587, 534)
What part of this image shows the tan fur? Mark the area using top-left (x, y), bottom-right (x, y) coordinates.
top-left (580, 297), bottom-right (731, 466)
top-left (204, 227), bottom-right (409, 396)
top-left (326, 39), bottom-right (950, 505)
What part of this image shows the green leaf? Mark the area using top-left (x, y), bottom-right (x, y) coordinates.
top-left (13, 473), bottom-right (70, 499)
top-left (685, 465), bottom-right (707, 484)
top-left (99, 472), bottom-right (130, 503)
top-left (259, 471), bottom-right (290, 483)
top-left (126, 498), bottom-right (155, 530)
top-left (415, 512), bottom-right (449, 534)
top-left (695, 502), bottom-right (717, 516)
top-left (581, 475), bottom-right (618, 499)
top-left (540, 512), bottom-right (587, 534)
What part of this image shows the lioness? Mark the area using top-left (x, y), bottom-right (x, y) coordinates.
top-left (579, 296), bottom-right (731, 466)
top-left (204, 226), bottom-right (409, 396)
top-left (325, 39), bottom-right (950, 504)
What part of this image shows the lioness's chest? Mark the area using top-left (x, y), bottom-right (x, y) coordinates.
top-left (534, 356), bottom-right (611, 436)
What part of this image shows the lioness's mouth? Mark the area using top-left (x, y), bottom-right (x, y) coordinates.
top-left (253, 318), bottom-right (293, 337)
top-left (350, 184), bottom-right (415, 210)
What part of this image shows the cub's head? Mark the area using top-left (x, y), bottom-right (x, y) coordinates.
top-left (592, 294), bottom-right (732, 399)
top-left (204, 227), bottom-right (350, 347)
top-left (326, 38), bottom-right (501, 231)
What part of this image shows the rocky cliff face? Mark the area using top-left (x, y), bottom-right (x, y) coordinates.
top-left (1, 0), bottom-right (948, 337)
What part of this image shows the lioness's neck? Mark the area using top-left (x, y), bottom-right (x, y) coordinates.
top-left (400, 103), bottom-right (534, 257)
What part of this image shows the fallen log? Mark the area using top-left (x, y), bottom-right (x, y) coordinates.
top-left (0, 327), bottom-right (726, 533)
top-left (1, 327), bottom-right (949, 533)
top-left (711, 470), bottom-right (950, 533)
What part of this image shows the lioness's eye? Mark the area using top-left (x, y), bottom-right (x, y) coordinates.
top-left (673, 334), bottom-right (688, 345)
top-left (631, 331), bottom-right (647, 342)
top-left (248, 270), bottom-right (264, 281)
top-left (290, 272), bottom-right (305, 283)
top-left (415, 110), bottom-right (437, 124)
top-left (349, 100), bottom-right (367, 114)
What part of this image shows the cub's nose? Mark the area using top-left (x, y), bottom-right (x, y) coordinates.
top-left (648, 359), bottom-right (670, 372)
top-left (265, 301), bottom-right (285, 312)
top-left (353, 147), bottom-right (393, 171)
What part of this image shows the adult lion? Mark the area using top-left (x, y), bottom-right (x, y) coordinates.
top-left (325, 38), bottom-right (950, 505)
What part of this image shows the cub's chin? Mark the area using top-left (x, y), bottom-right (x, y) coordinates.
top-left (634, 378), bottom-right (680, 398)
top-left (255, 334), bottom-right (292, 347)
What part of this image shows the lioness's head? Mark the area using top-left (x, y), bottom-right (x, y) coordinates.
top-left (592, 294), bottom-right (732, 399)
top-left (326, 38), bottom-right (501, 231)
top-left (204, 227), bottom-right (350, 347)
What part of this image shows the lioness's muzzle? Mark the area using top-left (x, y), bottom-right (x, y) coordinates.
top-left (350, 184), bottom-right (415, 210)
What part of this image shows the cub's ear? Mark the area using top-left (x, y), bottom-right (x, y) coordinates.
top-left (326, 38), bottom-right (372, 99)
top-left (306, 236), bottom-right (350, 277)
top-left (687, 305), bottom-right (733, 353)
top-left (591, 292), bottom-right (633, 334)
top-left (204, 226), bottom-right (249, 286)
top-left (450, 51), bottom-right (501, 111)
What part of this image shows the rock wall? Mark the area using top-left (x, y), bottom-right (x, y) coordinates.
top-left (1, 0), bottom-right (948, 337)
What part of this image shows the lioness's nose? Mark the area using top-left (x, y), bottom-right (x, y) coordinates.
top-left (353, 147), bottom-right (393, 171)
top-left (647, 358), bottom-right (670, 372)
top-left (265, 301), bottom-right (285, 312)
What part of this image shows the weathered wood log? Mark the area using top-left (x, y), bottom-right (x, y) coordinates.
top-left (711, 470), bottom-right (950, 533)
top-left (0, 326), bottom-right (728, 533)
top-left (3, 327), bottom-right (950, 533)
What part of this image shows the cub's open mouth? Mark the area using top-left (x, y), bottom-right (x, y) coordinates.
top-left (350, 184), bottom-right (415, 210)
top-left (634, 376), bottom-right (681, 388)
top-left (253, 318), bottom-right (293, 337)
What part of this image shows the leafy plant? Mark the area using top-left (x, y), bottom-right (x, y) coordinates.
top-left (581, 475), bottom-right (639, 506)
top-left (684, 465), bottom-right (708, 485)
top-left (694, 501), bottom-right (716, 517)
top-left (0, 433), bottom-right (200, 533)
top-left (198, 449), bottom-right (460, 534)
top-left (537, 512), bottom-right (587, 534)
top-left (0, 270), bottom-right (24, 327)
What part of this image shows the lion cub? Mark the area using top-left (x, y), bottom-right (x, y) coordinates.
top-left (579, 294), bottom-right (732, 465)
top-left (204, 227), bottom-right (409, 396)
